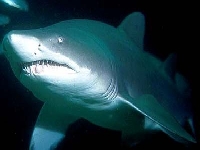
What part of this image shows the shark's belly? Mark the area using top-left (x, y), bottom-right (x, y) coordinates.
top-left (77, 98), bottom-right (146, 142)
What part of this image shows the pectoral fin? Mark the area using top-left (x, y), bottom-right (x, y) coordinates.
top-left (121, 94), bottom-right (196, 143)
top-left (30, 103), bottom-right (78, 150)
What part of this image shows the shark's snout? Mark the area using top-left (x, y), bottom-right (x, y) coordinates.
top-left (2, 31), bottom-right (44, 79)
top-left (3, 31), bottom-right (44, 63)
top-left (3, 31), bottom-right (28, 53)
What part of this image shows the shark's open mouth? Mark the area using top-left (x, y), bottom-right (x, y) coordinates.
top-left (21, 60), bottom-right (76, 75)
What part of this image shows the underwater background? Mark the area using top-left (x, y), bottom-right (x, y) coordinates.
top-left (0, 0), bottom-right (198, 149)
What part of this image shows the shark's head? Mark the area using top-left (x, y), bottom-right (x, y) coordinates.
top-left (2, 21), bottom-right (117, 107)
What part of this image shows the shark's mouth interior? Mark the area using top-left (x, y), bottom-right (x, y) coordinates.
top-left (21, 60), bottom-right (76, 75)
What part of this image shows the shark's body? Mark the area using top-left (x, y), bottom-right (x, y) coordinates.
top-left (2, 12), bottom-right (196, 149)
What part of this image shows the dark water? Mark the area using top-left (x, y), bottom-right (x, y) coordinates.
top-left (0, 0), bottom-right (199, 149)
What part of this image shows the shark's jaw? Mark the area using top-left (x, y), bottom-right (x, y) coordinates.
top-left (21, 59), bottom-right (76, 76)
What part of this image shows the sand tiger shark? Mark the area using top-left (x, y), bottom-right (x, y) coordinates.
top-left (2, 12), bottom-right (196, 149)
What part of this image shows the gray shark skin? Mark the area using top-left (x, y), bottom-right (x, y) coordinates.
top-left (2, 12), bottom-right (196, 149)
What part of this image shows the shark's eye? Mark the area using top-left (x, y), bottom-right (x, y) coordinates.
top-left (58, 37), bottom-right (63, 43)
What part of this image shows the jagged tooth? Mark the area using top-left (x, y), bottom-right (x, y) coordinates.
top-left (27, 66), bottom-right (30, 74)
top-left (44, 60), bottom-right (47, 65)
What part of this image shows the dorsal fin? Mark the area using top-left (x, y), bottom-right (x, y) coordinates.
top-left (163, 53), bottom-right (177, 80)
top-left (118, 12), bottom-right (145, 50)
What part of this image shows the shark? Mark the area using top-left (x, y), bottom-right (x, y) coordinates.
top-left (2, 12), bottom-right (196, 149)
